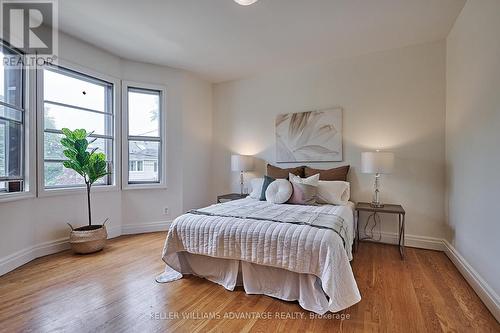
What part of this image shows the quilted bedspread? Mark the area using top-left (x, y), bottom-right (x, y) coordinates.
top-left (161, 198), bottom-right (361, 312)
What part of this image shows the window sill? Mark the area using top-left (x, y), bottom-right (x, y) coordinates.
top-left (0, 192), bottom-right (36, 203)
top-left (38, 184), bottom-right (120, 198)
top-left (122, 183), bottom-right (167, 191)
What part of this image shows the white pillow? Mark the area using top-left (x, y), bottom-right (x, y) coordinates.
top-left (317, 180), bottom-right (350, 205)
top-left (288, 173), bottom-right (320, 186)
top-left (249, 178), bottom-right (264, 199)
top-left (265, 179), bottom-right (293, 204)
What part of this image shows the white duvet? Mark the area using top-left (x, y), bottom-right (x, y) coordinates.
top-left (159, 198), bottom-right (361, 313)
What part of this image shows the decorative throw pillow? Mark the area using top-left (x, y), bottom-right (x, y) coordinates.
top-left (260, 175), bottom-right (275, 201)
top-left (304, 165), bottom-right (350, 181)
top-left (267, 164), bottom-right (305, 179)
top-left (249, 178), bottom-right (264, 199)
top-left (265, 179), bottom-right (293, 204)
top-left (317, 180), bottom-right (350, 205)
top-left (287, 173), bottom-right (319, 205)
top-left (287, 182), bottom-right (318, 205)
top-left (288, 173), bottom-right (320, 186)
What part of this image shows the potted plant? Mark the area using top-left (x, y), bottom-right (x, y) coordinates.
top-left (61, 128), bottom-right (110, 254)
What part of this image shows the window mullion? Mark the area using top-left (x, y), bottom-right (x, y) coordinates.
top-left (0, 116), bottom-right (23, 124)
top-left (128, 135), bottom-right (161, 142)
top-left (44, 100), bottom-right (112, 116)
top-left (44, 128), bottom-right (113, 140)
top-left (0, 100), bottom-right (25, 112)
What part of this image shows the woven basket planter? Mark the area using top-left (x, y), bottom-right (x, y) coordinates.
top-left (68, 224), bottom-right (107, 254)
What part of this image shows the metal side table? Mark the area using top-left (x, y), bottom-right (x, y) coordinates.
top-left (355, 202), bottom-right (406, 259)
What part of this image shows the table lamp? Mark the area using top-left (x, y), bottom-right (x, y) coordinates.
top-left (361, 151), bottom-right (394, 208)
top-left (231, 155), bottom-right (254, 195)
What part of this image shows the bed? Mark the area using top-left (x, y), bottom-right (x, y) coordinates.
top-left (157, 197), bottom-right (361, 314)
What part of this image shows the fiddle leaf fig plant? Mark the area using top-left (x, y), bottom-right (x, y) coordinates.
top-left (61, 128), bottom-right (110, 226)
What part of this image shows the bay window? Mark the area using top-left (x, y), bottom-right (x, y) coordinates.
top-left (1, 53), bottom-right (168, 198)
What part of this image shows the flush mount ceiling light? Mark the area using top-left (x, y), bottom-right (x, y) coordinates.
top-left (234, 0), bottom-right (259, 5)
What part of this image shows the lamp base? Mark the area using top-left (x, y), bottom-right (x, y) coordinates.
top-left (240, 171), bottom-right (244, 196)
top-left (370, 202), bottom-right (385, 208)
top-left (371, 175), bottom-right (384, 208)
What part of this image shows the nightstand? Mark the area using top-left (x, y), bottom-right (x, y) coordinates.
top-left (217, 193), bottom-right (248, 203)
top-left (355, 202), bottom-right (406, 259)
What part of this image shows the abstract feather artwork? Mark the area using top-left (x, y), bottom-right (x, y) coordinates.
top-left (276, 108), bottom-right (342, 162)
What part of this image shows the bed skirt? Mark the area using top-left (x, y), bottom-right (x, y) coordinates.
top-left (157, 252), bottom-right (353, 315)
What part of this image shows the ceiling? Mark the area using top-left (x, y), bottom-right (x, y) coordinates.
top-left (58, 0), bottom-right (465, 83)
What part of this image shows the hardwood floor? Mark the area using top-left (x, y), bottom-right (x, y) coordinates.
top-left (0, 233), bottom-right (498, 332)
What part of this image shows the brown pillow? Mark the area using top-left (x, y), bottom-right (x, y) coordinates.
top-left (304, 165), bottom-right (350, 181)
top-left (267, 164), bottom-right (305, 179)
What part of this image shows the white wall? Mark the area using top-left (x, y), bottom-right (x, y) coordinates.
top-left (181, 73), bottom-right (214, 212)
top-left (0, 33), bottom-right (213, 274)
top-left (446, 0), bottom-right (500, 300)
top-left (212, 41), bottom-right (447, 243)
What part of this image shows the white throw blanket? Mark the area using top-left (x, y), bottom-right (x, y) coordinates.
top-left (188, 199), bottom-right (349, 248)
top-left (160, 198), bottom-right (361, 313)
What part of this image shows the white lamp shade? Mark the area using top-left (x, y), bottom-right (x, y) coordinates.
top-left (234, 0), bottom-right (259, 5)
top-left (361, 152), bottom-right (394, 174)
top-left (231, 155), bottom-right (254, 172)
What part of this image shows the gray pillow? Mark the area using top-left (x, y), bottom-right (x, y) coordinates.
top-left (260, 175), bottom-right (275, 201)
top-left (287, 182), bottom-right (318, 205)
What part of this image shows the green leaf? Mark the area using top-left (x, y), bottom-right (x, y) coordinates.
top-left (61, 128), bottom-right (74, 139)
top-left (60, 137), bottom-right (75, 149)
top-left (73, 129), bottom-right (87, 140)
top-left (63, 149), bottom-right (77, 160)
top-left (74, 139), bottom-right (89, 152)
top-left (63, 160), bottom-right (84, 176)
top-left (92, 152), bottom-right (106, 160)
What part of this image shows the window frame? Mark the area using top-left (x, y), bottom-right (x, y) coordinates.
top-left (121, 81), bottom-right (167, 190)
top-left (0, 42), bottom-right (36, 203)
top-left (36, 59), bottom-right (121, 197)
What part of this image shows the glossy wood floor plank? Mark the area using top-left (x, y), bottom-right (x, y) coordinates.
top-left (0, 232), bottom-right (498, 332)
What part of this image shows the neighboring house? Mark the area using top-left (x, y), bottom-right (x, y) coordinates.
top-left (129, 145), bottom-right (159, 182)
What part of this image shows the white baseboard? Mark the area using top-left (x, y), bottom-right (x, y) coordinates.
top-left (106, 225), bottom-right (122, 239)
top-left (121, 221), bottom-right (171, 235)
top-left (0, 237), bottom-right (70, 276)
top-left (0, 221), bottom-right (171, 276)
top-left (443, 240), bottom-right (500, 323)
top-left (360, 230), bottom-right (445, 251)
